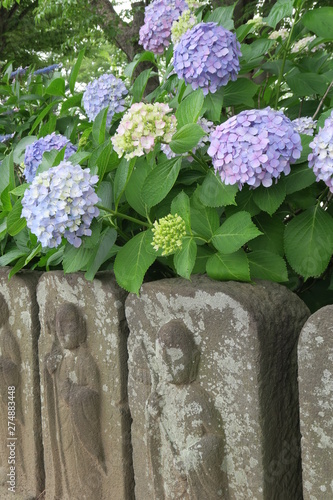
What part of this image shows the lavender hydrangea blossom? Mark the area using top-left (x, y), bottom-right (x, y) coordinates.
top-left (24, 133), bottom-right (77, 182)
top-left (82, 73), bottom-right (128, 128)
top-left (139, 0), bottom-right (188, 54)
top-left (292, 116), bottom-right (317, 136)
top-left (21, 161), bottom-right (100, 248)
top-left (207, 107), bottom-right (302, 189)
top-left (308, 111), bottom-right (333, 192)
top-left (173, 22), bottom-right (241, 95)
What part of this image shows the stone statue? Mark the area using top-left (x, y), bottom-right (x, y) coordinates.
top-left (44, 302), bottom-right (106, 499)
top-left (0, 293), bottom-right (24, 486)
top-left (146, 319), bottom-right (229, 499)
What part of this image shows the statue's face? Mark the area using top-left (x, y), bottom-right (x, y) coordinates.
top-left (156, 340), bottom-right (195, 385)
top-left (56, 308), bottom-right (82, 350)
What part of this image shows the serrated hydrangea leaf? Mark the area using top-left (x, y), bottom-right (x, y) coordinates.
top-left (173, 22), bottom-right (241, 95)
top-left (208, 107), bottom-right (302, 189)
top-left (24, 133), bottom-right (77, 182)
top-left (45, 77), bottom-right (66, 97)
top-left (248, 250), bottom-right (288, 282)
top-left (222, 78), bottom-right (259, 107)
top-left (13, 136), bottom-right (37, 164)
top-left (284, 206), bottom-right (333, 279)
top-left (190, 206), bottom-right (220, 240)
top-left (302, 7), bottom-right (333, 40)
top-left (142, 157), bottom-right (182, 209)
top-left (139, 0), bottom-right (188, 54)
top-left (0, 249), bottom-right (26, 267)
top-left (114, 157), bottom-right (136, 207)
top-left (132, 68), bottom-right (153, 103)
top-left (250, 214), bottom-right (285, 256)
top-left (252, 179), bottom-right (286, 215)
top-left (284, 163), bottom-right (316, 195)
top-left (85, 228), bottom-right (117, 281)
top-left (171, 191), bottom-right (191, 231)
top-left (206, 250), bottom-right (250, 281)
top-left (212, 211), bottom-right (262, 254)
top-left (114, 230), bottom-right (157, 295)
top-left (82, 73), bottom-right (128, 128)
top-left (7, 199), bottom-right (26, 236)
top-left (198, 170), bottom-right (238, 207)
top-left (69, 48), bottom-right (85, 95)
top-left (63, 243), bottom-right (93, 274)
top-left (264, 0), bottom-right (293, 28)
top-left (294, 134), bottom-right (312, 165)
top-left (170, 124), bottom-right (205, 154)
top-left (205, 5), bottom-right (235, 30)
top-left (176, 89), bottom-right (204, 129)
top-left (203, 88), bottom-right (223, 122)
top-left (174, 237), bottom-right (197, 279)
top-left (125, 158), bottom-right (151, 217)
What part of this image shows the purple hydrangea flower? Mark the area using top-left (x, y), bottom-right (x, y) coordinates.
top-left (207, 107), bottom-right (302, 189)
top-left (21, 161), bottom-right (100, 248)
top-left (24, 133), bottom-right (77, 182)
top-left (173, 22), bottom-right (241, 95)
top-left (0, 133), bottom-right (14, 143)
top-left (308, 111), bottom-right (333, 192)
top-left (82, 73), bottom-right (128, 128)
top-left (139, 0), bottom-right (188, 54)
top-left (292, 116), bottom-right (317, 136)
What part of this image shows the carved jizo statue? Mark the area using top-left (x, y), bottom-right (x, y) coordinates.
top-left (44, 302), bottom-right (106, 500)
top-left (146, 319), bottom-right (229, 499)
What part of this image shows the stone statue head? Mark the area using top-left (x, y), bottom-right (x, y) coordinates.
top-left (0, 293), bottom-right (9, 327)
top-left (55, 303), bottom-right (87, 350)
top-left (156, 320), bottom-right (200, 385)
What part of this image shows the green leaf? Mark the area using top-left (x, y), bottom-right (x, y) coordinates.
top-left (93, 140), bottom-right (112, 182)
top-left (36, 148), bottom-right (65, 176)
top-left (174, 237), bottom-right (197, 279)
top-left (241, 39), bottom-right (274, 62)
top-left (92, 107), bottom-right (108, 146)
top-left (212, 211), bottom-right (262, 254)
top-left (285, 163), bottom-right (316, 194)
top-left (69, 48), bottom-right (85, 95)
top-left (114, 157), bottom-right (136, 206)
top-left (132, 68), bottom-right (152, 103)
top-left (142, 157), bottom-right (182, 209)
top-left (1, 186), bottom-right (12, 211)
top-left (60, 93), bottom-right (83, 115)
top-left (114, 230), bottom-right (157, 294)
top-left (223, 78), bottom-right (259, 107)
top-left (191, 205), bottom-right (220, 240)
top-left (24, 243), bottom-right (42, 266)
top-left (225, 186), bottom-right (261, 217)
top-left (264, 0), bottom-right (293, 28)
top-left (8, 256), bottom-right (26, 279)
top-left (250, 213), bottom-right (285, 256)
top-left (170, 124), bottom-right (205, 154)
top-left (317, 108), bottom-right (333, 130)
top-left (13, 135), bottom-right (37, 164)
top-left (302, 7), bottom-right (333, 40)
top-left (206, 250), bottom-right (250, 281)
top-left (198, 170), bottom-right (238, 207)
top-left (176, 89), bottom-right (204, 128)
top-left (85, 228), bottom-right (117, 281)
top-left (46, 247), bottom-right (64, 270)
top-left (294, 134), bottom-right (313, 165)
top-left (96, 182), bottom-right (112, 211)
top-left (7, 199), bottom-right (26, 236)
top-left (171, 191), bottom-right (191, 231)
top-left (252, 180), bottom-right (286, 215)
top-left (44, 78), bottom-right (66, 97)
top-left (125, 158), bottom-right (151, 217)
top-left (0, 151), bottom-right (15, 197)
top-left (124, 51), bottom-right (156, 78)
top-left (203, 88), bottom-right (223, 122)
top-left (284, 206), bottom-right (333, 279)
top-left (248, 251), bottom-right (288, 282)
top-left (67, 151), bottom-right (91, 165)
top-left (29, 102), bottom-right (59, 135)
top-left (286, 73), bottom-right (329, 97)
top-left (0, 249), bottom-right (26, 266)
top-left (205, 5), bottom-right (235, 30)
top-left (63, 243), bottom-right (93, 273)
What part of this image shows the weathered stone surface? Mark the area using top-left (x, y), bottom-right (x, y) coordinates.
top-left (298, 305), bottom-right (333, 499)
top-left (125, 276), bottom-right (310, 500)
top-left (0, 267), bottom-right (44, 500)
top-left (37, 271), bottom-right (134, 500)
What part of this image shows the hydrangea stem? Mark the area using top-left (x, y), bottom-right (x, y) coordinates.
top-left (97, 204), bottom-right (151, 227)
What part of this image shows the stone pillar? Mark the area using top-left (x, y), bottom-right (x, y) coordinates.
top-left (0, 267), bottom-right (44, 500)
top-left (125, 276), bottom-right (310, 500)
top-left (37, 271), bottom-right (134, 500)
top-left (298, 305), bottom-right (333, 499)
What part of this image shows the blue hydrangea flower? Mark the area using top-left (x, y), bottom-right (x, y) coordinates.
top-left (21, 161), bottom-right (100, 248)
top-left (0, 133), bottom-right (14, 143)
top-left (308, 111), bottom-right (333, 192)
top-left (82, 73), bottom-right (128, 128)
top-left (139, 0), bottom-right (188, 54)
top-left (208, 107), bottom-right (302, 189)
top-left (24, 133), bottom-right (77, 182)
top-left (292, 116), bottom-right (317, 136)
top-left (173, 22), bottom-right (241, 95)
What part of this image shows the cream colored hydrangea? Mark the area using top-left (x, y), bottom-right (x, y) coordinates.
top-left (171, 10), bottom-right (197, 44)
top-left (152, 214), bottom-right (186, 255)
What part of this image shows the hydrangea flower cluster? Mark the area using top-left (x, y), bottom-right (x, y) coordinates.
top-left (139, 0), bottom-right (188, 54)
top-left (24, 133), bottom-right (77, 182)
top-left (173, 22), bottom-right (241, 95)
top-left (308, 111), bottom-right (333, 192)
top-left (82, 73), bottom-right (128, 128)
top-left (152, 214), bottom-right (186, 255)
top-left (0, 133), bottom-right (14, 143)
top-left (268, 28), bottom-right (289, 41)
top-left (207, 107), bottom-right (302, 189)
top-left (21, 161), bottom-right (100, 248)
top-left (161, 117), bottom-right (214, 159)
top-left (171, 10), bottom-right (196, 45)
top-left (111, 102), bottom-right (177, 159)
top-left (292, 116), bottom-right (317, 136)
top-left (291, 36), bottom-right (324, 53)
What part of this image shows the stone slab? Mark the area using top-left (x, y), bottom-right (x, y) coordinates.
top-left (125, 276), bottom-right (310, 500)
top-left (298, 305), bottom-right (333, 499)
top-left (37, 271), bottom-right (134, 500)
top-left (0, 267), bottom-right (43, 500)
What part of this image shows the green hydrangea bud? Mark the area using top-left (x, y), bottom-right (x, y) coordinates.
top-left (171, 10), bottom-right (197, 45)
top-left (152, 214), bottom-right (186, 256)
